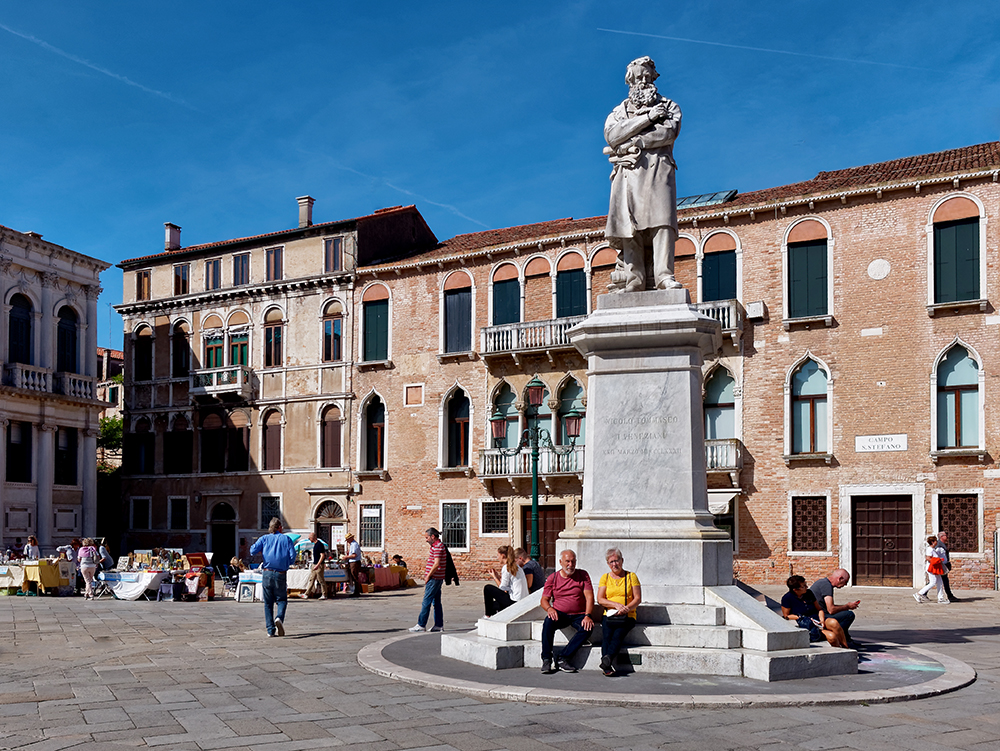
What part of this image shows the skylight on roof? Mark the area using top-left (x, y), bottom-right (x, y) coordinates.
top-left (676, 190), bottom-right (738, 210)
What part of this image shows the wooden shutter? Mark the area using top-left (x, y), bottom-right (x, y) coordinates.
top-left (935, 218), bottom-right (979, 303)
top-left (492, 279), bottom-right (520, 325)
top-left (788, 241), bottom-right (827, 318)
top-left (556, 268), bottom-right (586, 318)
top-left (364, 300), bottom-right (389, 361)
top-left (323, 413), bottom-right (342, 468)
top-left (444, 288), bottom-right (472, 353)
top-left (702, 250), bottom-right (736, 302)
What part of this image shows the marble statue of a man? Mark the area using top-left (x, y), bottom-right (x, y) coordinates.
top-left (604, 56), bottom-right (682, 292)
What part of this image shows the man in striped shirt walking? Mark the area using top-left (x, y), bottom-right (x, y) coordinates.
top-left (409, 528), bottom-right (446, 632)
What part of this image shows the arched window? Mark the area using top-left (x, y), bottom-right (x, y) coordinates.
top-left (204, 330), bottom-right (224, 368)
top-left (200, 412), bottom-right (226, 473)
top-left (362, 285), bottom-right (389, 361)
top-left (701, 233), bottom-right (737, 303)
top-left (262, 411), bottom-right (282, 470)
top-left (785, 220), bottom-right (829, 320)
top-left (492, 383), bottom-right (519, 449)
top-left (171, 321), bottom-right (190, 377)
top-left (937, 345), bottom-right (979, 449)
top-left (704, 369), bottom-right (735, 440)
top-left (791, 360), bottom-right (828, 454)
top-left (556, 254), bottom-right (586, 318)
top-left (492, 264), bottom-right (520, 326)
top-left (133, 325), bottom-right (153, 381)
top-left (56, 306), bottom-right (78, 373)
top-left (164, 415), bottom-right (192, 474)
top-left (228, 311), bottom-right (250, 366)
top-left (524, 257), bottom-right (551, 321)
top-left (321, 406), bottom-right (342, 468)
top-left (128, 417), bottom-right (155, 474)
top-left (364, 397), bottom-right (386, 470)
top-left (530, 383), bottom-right (552, 436)
top-left (932, 196), bottom-right (982, 305)
top-left (557, 379), bottom-right (586, 444)
top-left (8, 294), bottom-right (32, 365)
top-left (323, 301), bottom-right (343, 362)
top-left (443, 273), bottom-right (473, 353)
top-left (446, 389), bottom-right (471, 467)
top-left (263, 308), bottom-right (283, 368)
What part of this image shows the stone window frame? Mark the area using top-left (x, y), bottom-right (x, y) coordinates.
top-left (925, 192), bottom-right (988, 314)
top-left (697, 229), bottom-right (743, 304)
top-left (439, 270), bottom-right (476, 356)
top-left (487, 261), bottom-right (523, 326)
top-left (787, 491), bottom-right (832, 555)
top-left (782, 351), bottom-right (834, 463)
top-left (258, 493), bottom-right (282, 531)
top-left (173, 263), bottom-right (190, 296)
top-left (931, 489), bottom-right (985, 558)
top-left (554, 249), bottom-right (589, 319)
top-left (780, 216), bottom-right (834, 328)
top-left (357, 501), bottom-right (385, 551)
top-left (356, 390), bottom-right (388, 475)
top-left (440, 499), bottom-right (470, 552)
top-left (437, 383), bottom-right (473, 472)
top-left (479, 498), bottom-right (509, 537)
top-left (135, 269), bottom-right (152, 301)
top-left (359, 283), bottom-right (392, 365)
top-left (204, 258), bottom-right (222, 291)
top-left (929, 337), bottom-right (985, 460)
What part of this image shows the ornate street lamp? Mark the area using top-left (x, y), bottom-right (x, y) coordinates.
top-left (490, 378), bottom-right (582, 561)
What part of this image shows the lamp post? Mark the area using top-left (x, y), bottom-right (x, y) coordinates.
top-left (490, 376), bottom-right (581, 561)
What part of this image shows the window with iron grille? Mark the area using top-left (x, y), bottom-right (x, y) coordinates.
top-left (442, 502), bottom-right (469, 550)
top-left (791, 495), bottom-right (826, 551)
top-left (481, 501), bottom-right (508, 535)
top-left (359, 504), bottom-right (383, 549)
top-left (939, 494), bottom-right (979, 553)
top-left (260, 496), bottom-right (280, 530)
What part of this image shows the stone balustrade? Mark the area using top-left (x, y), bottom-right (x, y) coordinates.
top-left (480, 444), bottom-right (585, 476)
top-left (481, 315), bottom-right (587, 355)
top-left (3, 363), bottom-right (52, 392)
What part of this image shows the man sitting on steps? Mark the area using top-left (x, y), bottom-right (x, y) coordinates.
top-left (539, 549), bottom-right (594, 674)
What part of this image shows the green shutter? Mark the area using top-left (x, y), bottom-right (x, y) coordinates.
top-left (364, 300), bottom-right (389, 361)
top-left (556, 269), bottom-right (586, 318)
top-left (703, 250), bottom-right (736, 302)
top-left (935, 218), bottom-right (979, 303)
top-left (788, 241), bottom-right (827, 318)
top-left (492, 279), bottom-right (520, 325)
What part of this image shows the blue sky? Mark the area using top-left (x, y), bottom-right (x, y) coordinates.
top-left (1, 1), bottom-right (998, 349)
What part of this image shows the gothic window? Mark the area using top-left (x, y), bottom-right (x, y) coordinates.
top-left (936, 345), bottom-right (979, 449)
top-left (791, 359), bottom-right (828, 454)
top-left (364, 397), bottom-right (386, 470)
top-left (446, 389), bottom-right (471, 467)
top-left (321, 406), bottom-right (342, 468)
top-left (704, 369), bottom-right (736, 440)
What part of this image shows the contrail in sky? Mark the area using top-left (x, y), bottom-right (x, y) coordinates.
top-left (597, 28), bottom-right (936, 72)
top-left (0, 22), bottom-right (195, 108)
top-left (330, 160), bottom-right (489, 228)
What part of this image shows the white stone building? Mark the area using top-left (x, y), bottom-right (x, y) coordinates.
top-left (1, 223), bottom-right (110, 553)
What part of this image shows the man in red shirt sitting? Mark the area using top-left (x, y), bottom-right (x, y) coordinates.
top-left (539, 549), bottom-right (594, 673)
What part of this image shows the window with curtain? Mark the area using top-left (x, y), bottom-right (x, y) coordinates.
top-left (937, 345), bottom-right (979, 449)
top-left (447, 389), bottom-right (471, 467)
top-left (791, 360), bottom-right (828, 454)
top-left (704, 369), bottom-right (736, 440)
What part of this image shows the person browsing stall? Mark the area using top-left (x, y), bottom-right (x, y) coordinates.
top-left (301, 532), bottom-right (328, 600)
top-left (340, 532), bottom-right (363, 597)
top-left (249, 518), bottom-right (296, 637)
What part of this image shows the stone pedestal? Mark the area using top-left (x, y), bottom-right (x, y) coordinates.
top-left (562, 288), bottom-right (730, 603)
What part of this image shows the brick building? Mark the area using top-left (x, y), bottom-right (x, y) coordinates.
top-left (351, 141), bottom-right (1000, 589)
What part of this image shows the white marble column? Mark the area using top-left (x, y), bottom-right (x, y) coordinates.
top-left (84, 285), bottom-right (101, 378)
top-left (40, 272), bottom-right (58, 371)
top-left (36, 422), bottom-right (56, 551)
top-left (82, 425), bottom-right (98, 538)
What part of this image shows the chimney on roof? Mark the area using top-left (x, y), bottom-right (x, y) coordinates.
top-left (297, 195), bottom-right (315, 228)
top-left (165, 223), bottom-right (181, 250)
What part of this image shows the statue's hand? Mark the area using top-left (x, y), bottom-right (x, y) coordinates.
top-left (648, 102), bottom-right (671, 122)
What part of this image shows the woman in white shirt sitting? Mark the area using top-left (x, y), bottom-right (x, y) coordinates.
top-left (483, 545), bottom-right (528, 617)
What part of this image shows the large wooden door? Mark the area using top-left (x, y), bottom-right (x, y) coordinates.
top-left (521, 505), bottom-right (565, 572)
top-left (852, 495), bottom-right (913, 586)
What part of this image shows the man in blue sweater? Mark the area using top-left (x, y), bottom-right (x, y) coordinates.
top-left (250, 518), bottom-right (297, 637)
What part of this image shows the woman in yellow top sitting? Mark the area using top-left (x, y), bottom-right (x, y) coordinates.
top-left (595, 547), bottom-right (642, 676)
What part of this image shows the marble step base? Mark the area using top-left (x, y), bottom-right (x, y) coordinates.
top-left (440, 632), bottom-right (857, 681)
top-left (524, 620), bottom-right (742, 649)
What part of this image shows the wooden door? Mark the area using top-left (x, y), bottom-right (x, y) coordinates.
top-left (521, 505), bottom-right (565, 572)
top-left (852, 495), bottom-right (912, 586)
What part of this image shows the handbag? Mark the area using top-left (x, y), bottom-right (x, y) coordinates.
top-left (928, 557), bottom-right (945, 576)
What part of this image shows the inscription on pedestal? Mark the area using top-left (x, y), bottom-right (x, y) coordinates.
top-left (605, 414), bottom-right (682, 456)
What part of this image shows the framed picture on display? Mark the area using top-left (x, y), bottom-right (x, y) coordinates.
top-left (237, 582), bottom-right (256, 603)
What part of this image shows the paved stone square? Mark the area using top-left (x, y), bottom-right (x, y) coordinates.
top-left (1, 582), bottom-right (999, 750)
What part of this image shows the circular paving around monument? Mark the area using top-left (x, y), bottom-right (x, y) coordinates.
top-left (359, 633), bottom-right (976, 708)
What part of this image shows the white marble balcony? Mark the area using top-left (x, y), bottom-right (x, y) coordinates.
top-left (3, 363), bottom-right (52, 392)
top-left (479, 444), bottom-right (585, 477)
top-left (480, 315), bottom-right (586, 361)
top-left (189, 365), bottom-right (254, 403)
top-left (54, 372), bottom-right (96, 399)
top-left (694, 299), bottom-right (744, 345)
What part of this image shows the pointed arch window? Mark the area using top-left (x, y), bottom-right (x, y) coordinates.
top-left (492, 383), bottom-right (519, 449)
top-left (262, 410), bottom-right (282, 471)
top-left (937, 345), bottom-right (979, 449)
top-left (791, 360), bottom-right (828, 454)
top-left (704, 369), bottom-right (736, 440)
top-left (8, 294), bottom-right (32, 365)
top-left (323, 301), bottom-right (343, 362)
top-left (171, 322), bottom-right (190, 377)
top-left (364, 397), bottom-right (386, 470)
top-left (133, 326), bottom-right (153, 381)
top-left (446, 389), bottom-right (471, 467)
top-left (263, 308), bottom-right (283, 368)
top-left (56, 306), bottom-right (78, 373)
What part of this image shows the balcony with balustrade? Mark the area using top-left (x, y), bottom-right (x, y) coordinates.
top-left (694, 300), bottom-right (744, 346)
top-left (54, 372), bottom-right (96, 399)
top-left (480, 444), bottom-right (585, 484)
top-left (3, 363), bottom-right (52, 393)
top-left (705, 437), bottom-right (743, 487)
top-left (480, 315), bottom-right (586, 365)
top-left (189, 365), bottom-right (255, 404)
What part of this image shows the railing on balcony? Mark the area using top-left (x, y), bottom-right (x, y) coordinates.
top-left (480, 444), bottom-right (585, 477)
top-left (694, 300), bottom-right (744, 344)
top-left (3, 363), bottom-right (51, 392)
top-left (54, 372), bottom-right (96, 399)
top-left (481, 315), bottom-right (587, 355)
top-left (705, 438), bottom-right (742, 471)
top-left (190, 365), bottom-right (254, 401)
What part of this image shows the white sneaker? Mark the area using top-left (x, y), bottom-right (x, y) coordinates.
top-left (912, 593), bottom-right (927, 603)
top-left (938, 599), bottom-right (951, 604)
top-left (408, 625), bottom-right (426, 632)
top-left (274, 618), bottom-right (284, 637)
top-left (429, 626), bottom-right (444, 632)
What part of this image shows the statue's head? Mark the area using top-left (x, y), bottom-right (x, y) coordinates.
top-left (625, 56), bottom-right (659, 107)
top-left (625, 56), bottom-right (659, 85)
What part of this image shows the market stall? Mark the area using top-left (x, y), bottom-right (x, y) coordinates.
top-left (0, 564), bottom-right (25, 593)
top-left (98, 570), bottom-right (170, 601)
top-left (21, 560), bottom-right (73, 595)
top-left (236, 566), bottom-right (349, 602)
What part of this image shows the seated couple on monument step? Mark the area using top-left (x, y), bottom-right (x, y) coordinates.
top-left (538, 548), bottom-right (642, 678)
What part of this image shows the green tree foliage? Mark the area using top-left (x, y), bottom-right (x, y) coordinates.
top-left (98, 416), bottom-right (123, 452)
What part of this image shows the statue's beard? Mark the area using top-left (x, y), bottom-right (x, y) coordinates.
top-left (628, 82), bottom-right (658, 108)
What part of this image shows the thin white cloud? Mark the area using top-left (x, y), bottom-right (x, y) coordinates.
top-left (597, 28), bottom-right (936, 72)
top-left (0, 22), bottom-right (195, 108)
top-left (330, 161), bottom-right (489, 228)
